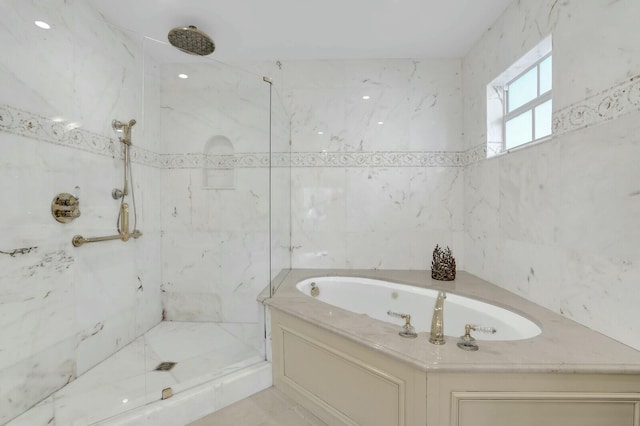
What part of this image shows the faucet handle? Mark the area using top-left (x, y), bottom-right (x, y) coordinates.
top-left (457, 324), bottom-right (497, 351)
top-left (387, 310), bottom-right (417, 338)
top-left (468, 325), bottom-right (497, 334)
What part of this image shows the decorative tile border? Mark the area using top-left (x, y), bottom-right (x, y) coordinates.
top-left (160, 153), bottom-right (272, 169)
top-left (5, 70), bottom-right (638, 171)
top-left (289, 151), bottom-right (464, 168)
top-left (0, 104), bottom-right (162, 167)
top-left (552, 74), bottom-right (640, 136)
top-left (160, 151), bottom-right (474, 169)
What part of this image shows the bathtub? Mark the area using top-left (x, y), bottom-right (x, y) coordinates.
top-left (296, 276), bottom-right (541, 341)
top-left (267, 271), bottom-right (640, 426)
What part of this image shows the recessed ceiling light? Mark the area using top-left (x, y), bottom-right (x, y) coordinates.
top-left (178, 73), bottom-right (189, 79)
top-left (122, 398), bottom-right (129, 404)
top-left (34, 20), bottom-right (51, 30)
top-left (317, 131), bottom-right (324, 135)
top-left (362, 95), bottom-right (370, 100)
top-left (377, 121), bottom-right (384, 125)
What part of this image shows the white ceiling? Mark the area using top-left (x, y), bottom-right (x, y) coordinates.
top-left (89, 0), bottom-right (513, 62)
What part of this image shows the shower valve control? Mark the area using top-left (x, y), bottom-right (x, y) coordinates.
top-left (51, 193), bottom-right (81, 223)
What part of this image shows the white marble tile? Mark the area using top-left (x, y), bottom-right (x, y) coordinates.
top-left (158, 62), bottom-right (270, 155)
top-left (5, 396), bottom-right (55, 426)
top-left (0, 1), bottom-right (163, 421)
top-left (462, 0), bottom-right (640, 352)
top-left (497, 142), bottom-right (563, 245)
top-left (0, 0), bottom-right (144, 142)
top-left (0, 338), bottom-right (76, 425)
top-left (555, 112), bottom-right (640, 259)
top-left (7, 322), bottom-right (265, 426)
top-left (282, 59), bottom-right (462, 154)
top-left (408, 60), bottom-right (463, 152)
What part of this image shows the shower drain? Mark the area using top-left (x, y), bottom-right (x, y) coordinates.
top-left (154, 362), bottom-right (177, 371)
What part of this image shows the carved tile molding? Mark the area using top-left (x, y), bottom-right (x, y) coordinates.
top-left (3, 74), bottom-right (638, 170)
top-left (552, 74), bottom-right (640, 136)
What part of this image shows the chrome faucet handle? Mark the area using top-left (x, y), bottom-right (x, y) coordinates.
top-left (387, 310), bottom-right (417, 338)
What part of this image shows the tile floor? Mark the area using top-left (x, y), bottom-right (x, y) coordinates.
top-left (188, 387), bottom-right (326, 426)
top-left (8, 322), bottom-right (264, 426)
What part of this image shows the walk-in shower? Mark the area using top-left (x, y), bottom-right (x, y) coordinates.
top-left (1, 3), bottom-right (290, 424)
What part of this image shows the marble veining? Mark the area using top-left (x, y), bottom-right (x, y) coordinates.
top-left (6, 322), bottom-right (264, 426)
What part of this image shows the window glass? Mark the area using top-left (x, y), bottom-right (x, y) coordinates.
top-left (539, 56), bottom-right (552, 94)
top-left (507, 67), bottom-right (537, 112)
top-left (505, 110), bottom-right (532, 149)
top-left (534, 99), bottom-right (552, 139)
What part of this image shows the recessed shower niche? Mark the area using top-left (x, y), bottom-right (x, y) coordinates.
top-left (202, 135), bottom-right (235, 190)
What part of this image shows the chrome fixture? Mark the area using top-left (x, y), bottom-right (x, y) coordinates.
top-left (457, 324), bottom-right (497, 351)
top-left (51, 192), bottom-right (80, 223)
top-left (73, 118), bottom-right (142, 247)
top-left (310, 282), bottom-right (320, 297)
top-left (168, 26), bottom-right (215, 56)
top-left (387, 310), bottom-right (417, 338)
top-left (429, 291), bottom-right (446, 345)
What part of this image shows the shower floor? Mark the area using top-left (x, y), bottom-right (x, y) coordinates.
top-left (8, 322), bottom-right (264, 426)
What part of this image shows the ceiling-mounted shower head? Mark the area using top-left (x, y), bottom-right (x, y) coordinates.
top-left (167, 25), bottom-right (215, 56)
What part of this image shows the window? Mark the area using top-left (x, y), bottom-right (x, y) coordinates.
top-left (504, 54), bottom-right (552, 149)
top-left (486, 36), bottom-right (552, 157)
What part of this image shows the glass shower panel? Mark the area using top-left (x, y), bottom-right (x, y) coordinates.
top-left (270, 85), bottom-right (292, 288)
top-left (143, 37), bottom-right (270, 403)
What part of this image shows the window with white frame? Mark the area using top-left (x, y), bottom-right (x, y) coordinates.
top-left (504, 54), bottom-right (552, 149)
top-left (486, 36), bottom-right (552, 157)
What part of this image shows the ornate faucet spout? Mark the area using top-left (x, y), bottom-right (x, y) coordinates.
top-left (429, 291), bottom-right (446, 345)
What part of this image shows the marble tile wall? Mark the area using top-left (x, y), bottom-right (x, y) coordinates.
top-left (462, 0), bottom-right (640, 350)
top-left (276, 60), bottom-right (466, 269)
top-left (0, 1), bottom-right (161, 423)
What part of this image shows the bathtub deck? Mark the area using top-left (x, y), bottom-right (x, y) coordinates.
top-left (264, 269), bottom-right (640, 374)
top-left (7, 322), bottom-right (264, 426)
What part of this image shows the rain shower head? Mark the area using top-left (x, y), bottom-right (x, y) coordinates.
top-left (167, 25), bottom-right (215, 56)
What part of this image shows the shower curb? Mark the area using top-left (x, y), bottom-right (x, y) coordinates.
top-left (93, 361), bottom-right (272, 426)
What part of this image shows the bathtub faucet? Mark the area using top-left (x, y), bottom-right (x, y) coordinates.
top-left (429, 291), bottom-right (446, 345)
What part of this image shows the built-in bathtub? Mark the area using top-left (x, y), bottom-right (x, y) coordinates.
top-left (265, 270), bottom-right (640, 426)
top-left (296, 276), bottom-right (541, 341)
